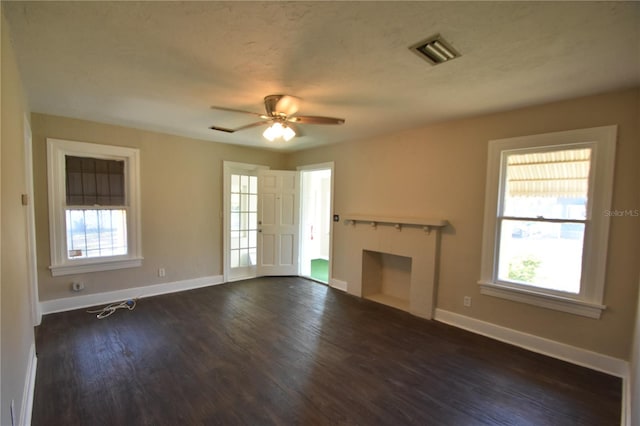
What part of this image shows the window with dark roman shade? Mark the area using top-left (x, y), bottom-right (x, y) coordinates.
top-left (65, 156), bottom-right (125, 206)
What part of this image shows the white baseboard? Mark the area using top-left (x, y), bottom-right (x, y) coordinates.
top-left (434, 308), bottom-right (629, 378)
top-left (329, 278), bottom-right (347, 292)
top-left (35, 306), bottom-right (42, 327)
top-left (41, 275), bottom-right (224, 315)
top-left (20, 343), bottom-right (37, 426)
top-left (622, 376), bottom-right (630, 426)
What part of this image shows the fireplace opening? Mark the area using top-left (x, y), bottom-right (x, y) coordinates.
top-left (362, 250), bottom-right (412, 311)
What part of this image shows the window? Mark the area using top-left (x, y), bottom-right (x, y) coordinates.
top-left (230, 173), bottom-right (258, 269)
top-left (47, 138), bottom-right (142, 276)
top-left (479, 126), bottom-right (617, 318)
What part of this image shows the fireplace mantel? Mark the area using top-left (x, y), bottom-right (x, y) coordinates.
top-left (344, 215), bottom-right (448, 232)
top-left (342, 214), bottom-right (448, 319)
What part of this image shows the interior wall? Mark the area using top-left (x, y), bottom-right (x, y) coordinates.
top-left (31, 113), bottom-right (285, 302)
top-left (1, 8), bottom-right (35, 426)
top-left (285, 88), bottom-right (640, 360)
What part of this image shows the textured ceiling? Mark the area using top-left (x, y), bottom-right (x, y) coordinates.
top-left (4, 1), bottom-right (639, 151)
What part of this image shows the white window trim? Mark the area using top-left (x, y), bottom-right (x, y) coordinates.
top-left (479, 125), bottom-right (617, 319)
top-left (47, 138), bottom-right (143, 276)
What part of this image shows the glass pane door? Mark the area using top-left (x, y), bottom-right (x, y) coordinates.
top-left (228, 172), bottom-right (258, 280)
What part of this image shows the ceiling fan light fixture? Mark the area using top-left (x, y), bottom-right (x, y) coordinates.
top-left (263, 125), bottom-right (277, 141)
top-left (262, 122), bottom-right (295, 142)
top-left (271, 122), bottom-right (284, 133)
top-left (283, 126), bottom-right (296, 141)
top-left (210, 94), bottom-right (344, 141)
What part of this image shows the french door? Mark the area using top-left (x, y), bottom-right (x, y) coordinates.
top-left (257, 170), bottom-right (299, 276)
top-left (224, 163), bottom-right (261, 281)
top-left (223, 162), bottom-right (299, 281)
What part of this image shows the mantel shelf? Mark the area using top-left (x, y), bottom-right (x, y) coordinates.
top-left (343, 214), bottom-right (448, 229)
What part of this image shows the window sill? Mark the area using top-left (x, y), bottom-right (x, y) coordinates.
top-left (50, 257), bottom-right (143, 276)
top-left (478, 281), bottom-right (605, 319)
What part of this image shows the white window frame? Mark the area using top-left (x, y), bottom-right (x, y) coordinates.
top-left (47, 138), bottom-right (142, 276)
top-left (479, 125), bottom-right (617, 319)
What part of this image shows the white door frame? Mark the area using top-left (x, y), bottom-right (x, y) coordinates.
top-left (24, 115), bottom-right (41, 325)
top-left (222, 161), bottom-right (268, 282)
top-left (223, 161), bottom-right (335, 284)
top-left (297, 162), bottom-right (335, 284)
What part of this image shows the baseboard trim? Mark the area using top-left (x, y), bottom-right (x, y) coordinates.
top-left (329, 278), bottom-right (347, 292)
top-left (434, 308), bottom-right (629, 378)
top-left (35, 306), bottom-right (42, 327)
top-left (20, 343), bottom-right (37, 426)
top-left (622, 375), bottom-right (631, 426)
top-left (41, 275), bottom-right (225, 315)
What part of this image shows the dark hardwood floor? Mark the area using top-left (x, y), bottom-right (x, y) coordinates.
top-left (33, 277), bottom-right (621, 425)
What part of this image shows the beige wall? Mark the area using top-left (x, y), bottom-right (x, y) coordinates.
top-left (285, 88), bottom-right (640, 359)
top-left (32, 114), bottom-right (285, 301)
top-left (1, 8), bottom-right (35, 426)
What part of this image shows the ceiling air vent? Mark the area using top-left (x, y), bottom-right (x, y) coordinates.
top-left (409, 34), bottom-right (460, 66)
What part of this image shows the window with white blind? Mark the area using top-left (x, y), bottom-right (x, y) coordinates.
top-left (47, 138), bottom-right (142, 276)
top-left (479, 126), bottom-right (617, 318)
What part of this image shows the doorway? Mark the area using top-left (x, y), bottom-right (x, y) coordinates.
top-left (223, 162), bottom-right (301, 282)
top-left (299, 164), bottom-right (333, 284)
top-left (223, 161), bottom-right (331, 284)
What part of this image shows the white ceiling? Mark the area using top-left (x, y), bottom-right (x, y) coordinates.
top-left (4, 1), bottom-right (639, 151)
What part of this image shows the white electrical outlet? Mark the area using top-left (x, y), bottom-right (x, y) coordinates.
top-left (158, 268), bottom-right (166, 277)
top-left (463, 296), bottom-right (472, 307)
top-left (72, 281), bottom-right (84, 292)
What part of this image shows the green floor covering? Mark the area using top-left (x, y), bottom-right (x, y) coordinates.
top-left (310, 258), bottom-right (329, 283)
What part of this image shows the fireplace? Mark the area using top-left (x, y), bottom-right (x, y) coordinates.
top-left (342, 215), bottom-right (447, 319)
top-left (362, 251), bottom-right (412, 311)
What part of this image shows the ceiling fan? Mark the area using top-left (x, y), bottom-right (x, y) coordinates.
top-left (209, 95), bottom-right (345, 142)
